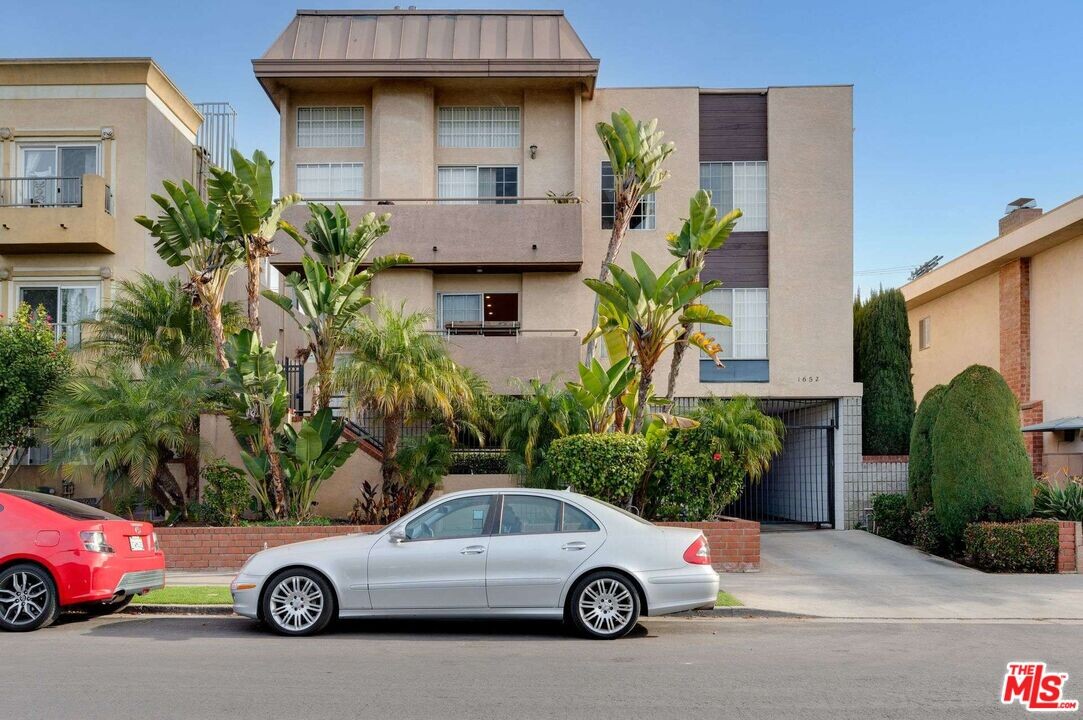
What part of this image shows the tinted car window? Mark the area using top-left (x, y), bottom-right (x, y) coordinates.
top-left (561, 503), bottom-right (600, 532)
top-left (0, 490), bottom-right (121, 521)
top-left (405, 495), bottom-right (492, 540)
top-left (500, 495), bottom-right (560, 535)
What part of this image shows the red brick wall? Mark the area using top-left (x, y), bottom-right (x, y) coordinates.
top-left (159, 519), bottom-right (760, 573)
top-left (999, 258), bottom-right (1044, 473)
top-left (1058, 521), bottom-right (1080, 574)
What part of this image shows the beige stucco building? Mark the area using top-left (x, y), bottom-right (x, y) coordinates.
top-left (902, 196), bottom-right (1083, 475)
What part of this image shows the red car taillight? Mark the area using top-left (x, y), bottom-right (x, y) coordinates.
top-left (683, 535), bottom-right (711, 565)
top-left (80, 530), bottom-right (115, 554)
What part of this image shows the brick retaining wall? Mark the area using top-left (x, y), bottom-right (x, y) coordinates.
top-left (1059, 520), bottom-right (1081, 573)
top-left (158, 518), bottom-right (760, 573)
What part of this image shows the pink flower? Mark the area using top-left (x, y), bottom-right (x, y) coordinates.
top-left (712, 452), bottom-right (722, 462)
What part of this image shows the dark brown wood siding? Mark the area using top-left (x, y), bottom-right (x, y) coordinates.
top-left (699, 93), bottom-right (768, 162)
top-left (702, 232), bottom-right (768, 288)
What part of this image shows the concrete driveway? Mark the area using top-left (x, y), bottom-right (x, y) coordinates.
top-left (721, 529), bottom-right (1083, 619)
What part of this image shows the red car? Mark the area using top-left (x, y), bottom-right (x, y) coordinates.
top-left (0, 490), bottom-right (165, 632)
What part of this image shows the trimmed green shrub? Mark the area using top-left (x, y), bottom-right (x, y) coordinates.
top-left (964, 520), bottom-right (1058, 573)
top-left (202, 461), bottom-right (251, 525)
top-left (908, 384), bottom-right (947, 510)
top-left (1033, 476), bottom-right (1083, 522)
top-left (449, 450), bottom-right (510, 475)
top-left (931, 365), bottom-right (1034, 541)
top-left (857, 289), bottom-right (915, 455)
top-left (911, 505), bottom-right (947, 555)
top-left (872, 493), bottom-right (912, 543)
top-left (549, 433), bottom-right (647, 507)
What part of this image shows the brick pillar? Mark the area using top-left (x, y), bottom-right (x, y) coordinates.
top-left (999, 258), bottom-right (1042, 473)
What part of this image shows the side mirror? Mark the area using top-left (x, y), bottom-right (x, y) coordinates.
top-left (389, 529), bottom-right (407, 545)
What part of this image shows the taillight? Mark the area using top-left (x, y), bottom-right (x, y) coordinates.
top-left (683, 535), bottom-right (711, 565)
top-left (80, 530), bottom-right (115, 554)
top-left (152, 532), bottom-right (161, 553)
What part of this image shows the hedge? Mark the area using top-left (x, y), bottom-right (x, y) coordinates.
top-left (908, 384), bottom-right (947, 510)
top-left (930, 365), bottom-right (1034, 541)
top-left (548, 433), bottom-right (647, 506)
top-left (857, 289), bottom-right (915, 455)
top-left (872, 493), bottom-right (911, 543)
top-left (911, 505), bottom-right (947, 555)
top-left (449, 450), bottom-right (510, 475)
top-left (963, 520), bottom-right (1059, 573)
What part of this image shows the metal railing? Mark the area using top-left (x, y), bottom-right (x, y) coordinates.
top-left (297, 196), bottom-right (581, 206)
top-left (429, 325), bottom-right (579, 338)
top-left (0, 176), bottom-right (83, 208)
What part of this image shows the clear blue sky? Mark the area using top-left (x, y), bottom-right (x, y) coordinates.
top-left (8, 0), bottom-right (1082, 289)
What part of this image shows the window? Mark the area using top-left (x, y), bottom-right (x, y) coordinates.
top-left (0, 490), bottom-right (121, 521)
top-left (438, 107), bottom-right (520, 148)
top-left (17, 284), bottom-right (99, 345)
top-left (602, 162), bottom-right (655, 230)
top-left (261, 258), bottom-right (281, 293)
top-left (295, 163), bottom-right (363, 200)
top-left (561, 503), bottom-right (600, 532)
top-left (404, 495), bottom-right (494, 540)
top-left (437, 166), bottom-right (518, 204)
top-left (699, 161), bottom-right (768, 231)
top-left (17, 144), bottom-right (99, 206)
top-left (296, 107), bottom-right (364, 148)
top-left (919, 317), bottom-right (931, 350)
top-left (436, 292), bottom-right (519, 335)
top-left (499, 495), bottom-right (561, 535)
top-left (702, 288), bottom-right (769, 359)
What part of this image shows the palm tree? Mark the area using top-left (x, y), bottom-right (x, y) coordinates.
top-left (41, 362), bottom-right (217, 510)
top-left (584, 109), bottom-right (674, 362)
top-left (334, 302), bottom-right (478, 489)
top-left (690, 396), bottom-right (784, 482)
top-left (663, 190), bottom-right (741, 398)
top-left (85, 274), bottom-right (242, 367)
top-left (497, 379), bottom-right (588, 487)
top-left (396, 429), bottom-right (453, 507)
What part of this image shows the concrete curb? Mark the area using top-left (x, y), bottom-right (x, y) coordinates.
top-left (122, 604), bottom-right (805, 619)
top-left (689, 606), bottom-right (814, 619)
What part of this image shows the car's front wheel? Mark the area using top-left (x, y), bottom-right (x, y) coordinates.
top-left (0, 563), bottom-right (60, 632)
top-left (569, 571), bottom-right (640, 639)
top-left (261, 569), bottom-right (335, 636)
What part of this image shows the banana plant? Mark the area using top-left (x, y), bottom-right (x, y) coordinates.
top-left (207, 149), bottom-right (302, 342)
top-left (663, 190), bottom-right (743, 399)
top-left (565, 357), bottom-right (634, 433)
top-left (135, 180), bottom-right (243, 369)
top-left (584, 252), bottom-right (730, 436)
top-left (585, 109), bottom-right (675, 361)
top-left (279, 408), bottom-right (358, 521)
top-left (266, 203), bottom-right (411, 412)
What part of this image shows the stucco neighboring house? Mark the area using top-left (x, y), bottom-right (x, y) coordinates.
top-left (902, 195), bottom-right (1083, 476)
top-left (255, 8), bottom-right (865, 527)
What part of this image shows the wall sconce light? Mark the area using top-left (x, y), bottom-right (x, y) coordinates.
top-left (59, 223), bottom-right (68, 230)
top-left (432, 245), bottom-right (438, 252)
top-left (532, 243), bottom-right (538, 250)
top-left (529, 144), bottom-right (538, 159)
top-left (1, 224), bottom-right (9, 230)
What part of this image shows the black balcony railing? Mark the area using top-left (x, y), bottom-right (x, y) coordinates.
top-left (0, 176), bottom-right (83, 208)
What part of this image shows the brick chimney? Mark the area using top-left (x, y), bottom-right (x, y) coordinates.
top-left (999, 197), bottom-right (1042, 236)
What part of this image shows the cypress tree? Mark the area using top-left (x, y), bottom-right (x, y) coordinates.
top-left (858, 289), bottom-right (915, 455)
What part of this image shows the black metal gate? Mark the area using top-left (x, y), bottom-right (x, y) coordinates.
top-left (283, 359), bottom-right (305, 415)
top-left (674, 397), bottom-right (836, 526)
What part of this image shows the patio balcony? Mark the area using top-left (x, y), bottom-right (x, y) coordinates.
top-left (272, 197), bottom-right (582, 272)
top-left (0, 174), bottom-right (115, 254)
top-left (440, 329), bottom-right (582, 393)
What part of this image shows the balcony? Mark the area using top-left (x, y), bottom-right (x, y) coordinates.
top-left (273, 198), bottom-right (582, 272)
top-left (439, 329), bottom-right (582, 393)
top-left (0, 174), bottom-right (115, 254)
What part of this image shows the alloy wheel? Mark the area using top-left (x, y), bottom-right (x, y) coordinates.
top-left (577, 578), bottom-right (635, 635)
top-left (0, 572), bottom-right (48, 627)
top-left (268, 576), bottom-right (325, 632)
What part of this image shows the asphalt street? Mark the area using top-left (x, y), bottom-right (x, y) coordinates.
top-left (2, 614), bottom-right (1079, 719)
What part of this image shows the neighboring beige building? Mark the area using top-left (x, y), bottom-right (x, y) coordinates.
top-left (902, 196), bottom-right (1083, 476)
top-left (256, 9), bottom-right (863, 527)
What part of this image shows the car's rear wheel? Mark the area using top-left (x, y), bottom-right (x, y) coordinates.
top-left (261, 569), bottom-right (335, 636)
top-left (569, 571), bottom-right (640, 639)
top-left (0, 564), bottom-right (60, 632)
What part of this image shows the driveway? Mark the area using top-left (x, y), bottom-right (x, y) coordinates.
top-left (721, 529), bottom-right (1083, 619)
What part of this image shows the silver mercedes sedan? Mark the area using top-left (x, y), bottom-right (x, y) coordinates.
top-left (231, 489), bottom-right (720, 639)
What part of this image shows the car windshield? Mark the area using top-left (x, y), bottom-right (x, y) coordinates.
top-left (0, 491), bottom-right (122, 521)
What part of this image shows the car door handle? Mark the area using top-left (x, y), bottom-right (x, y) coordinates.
top-left (562, 541), bottom-right (588, 551)
top-left (460, 545), bottom-right (486, 555)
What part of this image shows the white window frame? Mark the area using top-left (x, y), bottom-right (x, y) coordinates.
top-left (699, 161), bottom-right (768, 232)
top-left (14, 281), bottom-right (100, 346)
top-left (919, 316), bottom-right (931, 350)
top-left (601, 162), bottom-right (656, 230)
top-left (296, 106), bottom-right (365, 148)
top-left (437, 106), bottom-right (520, 148)
top-left (437, 165), bottom-right (519, 205)
top-left (701, 288), bottom-right (769, 360)
top-left (295, 162), bottom-right (364, 200)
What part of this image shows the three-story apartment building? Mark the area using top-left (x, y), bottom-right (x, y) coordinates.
top-left (256, 9), bottom-right (865, 527)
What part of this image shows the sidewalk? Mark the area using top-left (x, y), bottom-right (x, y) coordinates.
top-left (167, 571), bottom-right (235, 586)
top-left (720, 530), bottom-right (1083, 619)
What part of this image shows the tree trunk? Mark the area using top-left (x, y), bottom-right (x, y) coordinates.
top-left (260, 408), bottom-right (287, 519)
top-left (152, 462), bottom-right (186, 511)
top-left (314, 349), bottom-right (334, 413)
top-left (380, 411), bottom-right (402, 490)
top-left (664, 323), bottom-right (692, 400)
top-left (203, 294), bottom-right (228, 371)
top-left (181, 423), bottom-right (201, 506)
top-left (633, 364), bottom-right (653, 435)
top-left (584, 199), bottom-right (633, 362)
top-left (244, 247), bottom-right (262, 343)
